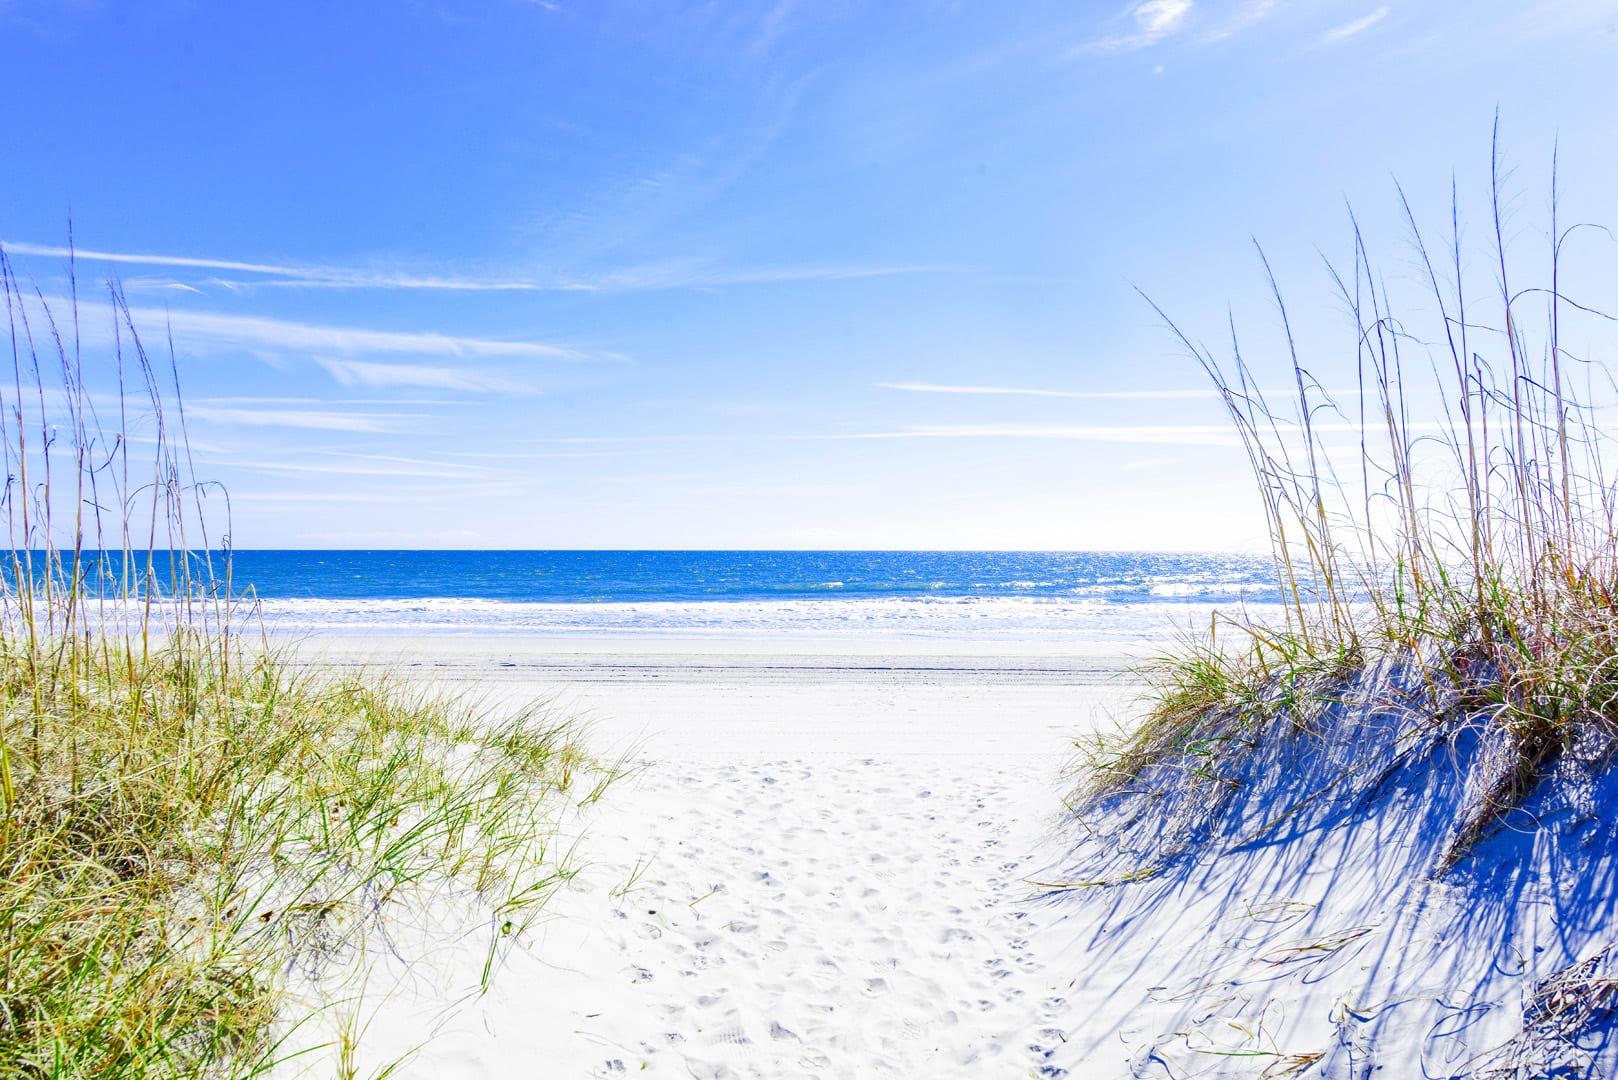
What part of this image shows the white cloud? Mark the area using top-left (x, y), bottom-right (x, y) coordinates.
top-left (439, 448), bottom-right (639, 460)
top-left (230, 479), bottom-right (527, 503)
top-left (127, 305), bottom-right (585, 361)
top-left (800, 423), bottom-right (1242, 445)
top-left (312, 450), bottom-right (495, 471)
top-left (185, 406), bottom-right (411, 433)
top-left (230, 492), bottom-right (439, 503)
top-left (582, 259), bottom-right (966, 292)
top-left (12, 290), bottom-right (584, 365)
top-left (317, 358), bottom-right (530, 394)
top-left (194, 395), bottom-right (458, 406)
top-left (6, 241), bottom-right (311, 276)
top-left (1135, 0), bottom-right (1194, 37)
top-left (203, 261), bottom-right (955, 293)
top-left (218, 274), bottom-right (594, 292)
top-left (223, 460), bottom-right (483, 478)
top-left (880, 381), bottom-right (1419, 402)
top-left (7, 240), bottom-right (961, 295)
top-left (1077, 0), bottom-right (1194, 53)
top-left (4, 241), bottom-right (587, 293)
top-left (799, 420), bottom-right (1444, 446)
top-left (877, 382), bottom-right (1219, 399)
top-left (1318, 5), bottom-right (1390, 44)
top-left (1203, 0), bottom-right (1279, 42)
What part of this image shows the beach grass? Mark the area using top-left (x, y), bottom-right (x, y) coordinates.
top-left (0, 245), bottom-right (613, 1076)
top-left (1074, 122), bottom-right (1618, 864)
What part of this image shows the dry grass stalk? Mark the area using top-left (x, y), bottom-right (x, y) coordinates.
top-left (1077, 121), bottom-right (1618, 867)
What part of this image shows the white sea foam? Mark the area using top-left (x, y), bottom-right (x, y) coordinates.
top-left (252, 595), bottom-right (1291, 642)
top-left (1147, 580), bottom-right (1231, 596)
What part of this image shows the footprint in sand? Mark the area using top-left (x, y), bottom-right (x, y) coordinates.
top-left (533, 756), bottom-right (1072, 1079)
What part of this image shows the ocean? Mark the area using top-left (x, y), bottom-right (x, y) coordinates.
top-left (202, 550), bottom-right (1286, 643)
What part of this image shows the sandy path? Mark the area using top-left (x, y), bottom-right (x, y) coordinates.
top-left (523, 753), bottom-right (1073, 1078)
top-left (278, 636), bottom-right (1142, 1078)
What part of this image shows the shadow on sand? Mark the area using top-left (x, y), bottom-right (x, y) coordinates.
top-left (1043, 649), bottom-right (1618, 1078)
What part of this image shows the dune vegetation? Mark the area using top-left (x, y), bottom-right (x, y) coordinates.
top-left (1047, 124), bottom-right (1618, 1076)
top-left (0, 247), bottom-right (612, 1077)
top-left (1076, 126), bottom-right (1618, 866)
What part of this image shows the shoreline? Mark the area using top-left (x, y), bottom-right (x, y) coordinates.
top-left (237, 587), bottom-right (1277, 645)
top-left (284, 632), bottom-right (1147, 758)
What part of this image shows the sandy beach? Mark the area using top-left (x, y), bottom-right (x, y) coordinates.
top-left (274, 634), bottom-right (1146, 1077)
top-left (270, 630), bottom-right (1618, 1078)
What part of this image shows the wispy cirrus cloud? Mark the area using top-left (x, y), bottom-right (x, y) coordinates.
top-left (311, 450), bottom-right (496, 470)
top-left (5, 241), bottom-right (590, 293)
top-left (204, 260), bottom-right (957, 293)
top-left (222, 460), bottom-right (488, 479)
top-left (126, 305), bottom-right (587, 362)
top-left (880, 380), bottom-right (1430, 402)
top-left (878, 381), bottom-right (1219, 399)
top-left (1318, 5), bottom-right (1390, 44)
top-left (440, 449), bottom-right (640, 460)
top-left (799, 420), bottom-right (1442, 446)
top-left (5, 241), bottom-right (318, 276)
top-left (1075, 0), bottom-right (1194, 53)
top-left (7, 240), bottom-right (963, 295)
top-left (229, 491), bottom-right (452, 503)
top-left (1202, 0), bottom-right (1279, 42)
top-left (202, 274), bottom-right (591, 293)
top-left (231, 479), bottom-right (528, 503)
top-left (194, 396), bottom-right (459, 407)
top-left (316, 358), bottom-right (531, 394)
top-left (548, 259), bottom-right (967, 292)
top-left (806, 423), bottom-right (1242, 445)
top-left (19, 290), bottom-right (591, 363)
top-left (210, 449), bottom-right (499, 479)
top-left (185, 406), bottom-right (414, 433)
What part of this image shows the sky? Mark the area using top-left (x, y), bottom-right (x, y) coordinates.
top-left (1, 0), bottom-right (1615, 550)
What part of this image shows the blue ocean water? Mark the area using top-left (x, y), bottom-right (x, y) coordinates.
top-left (220, 550), bottom-right (1280, 605)
top-left (205, 550), bottom-right (1287, 641)
top-left (11, 550), bottom-right (1289, 640)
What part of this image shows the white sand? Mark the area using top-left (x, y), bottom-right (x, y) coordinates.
top-left (271, 635), bottom-right (1145, 1078)
top-left (267, 636), bottom-right (1618, 1075)
top-left (1034, 655), bottom-right (1618, 1076)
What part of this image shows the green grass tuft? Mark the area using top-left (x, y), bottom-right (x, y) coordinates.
top-left (0, 241), bottom-right (616, 1076)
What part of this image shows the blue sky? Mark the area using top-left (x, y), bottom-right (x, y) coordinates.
top-left (2, 0), bottom-right (1615, 549)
